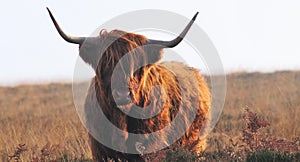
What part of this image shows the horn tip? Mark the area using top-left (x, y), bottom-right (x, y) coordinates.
top-left (46, 7), bottom-right (52, 16)
top-left (192, 12), bottom-right (199, 21)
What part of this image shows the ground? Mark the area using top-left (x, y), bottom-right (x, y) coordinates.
top-left (0, 71), bottom-right (299, 161)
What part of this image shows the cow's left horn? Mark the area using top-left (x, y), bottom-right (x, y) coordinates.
top-left (146, 12), bottom-right (198, 48)
top-left (47, 7), bottom-right (86, 44)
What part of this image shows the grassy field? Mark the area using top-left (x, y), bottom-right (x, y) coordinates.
top-left (0, 71), bottom-right (299, 161)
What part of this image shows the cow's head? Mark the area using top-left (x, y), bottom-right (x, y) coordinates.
top-left (47, 8), bottom-right (197, 110)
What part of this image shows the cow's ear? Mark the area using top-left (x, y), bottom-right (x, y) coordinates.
top-left (99, 29), bottom-right (108, 36)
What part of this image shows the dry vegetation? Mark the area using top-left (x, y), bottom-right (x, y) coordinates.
top-left (0, 84), bottom-right (90, 161)
top-left (0, 71), bottom-right (299, 161)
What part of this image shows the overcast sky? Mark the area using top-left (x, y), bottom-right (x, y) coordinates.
top-left (0, 0), bottom-right (299, 85)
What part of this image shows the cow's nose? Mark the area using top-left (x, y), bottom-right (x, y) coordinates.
top-left (112, 88), bottom-right (131, 105)
top-left (112, 88), bottom-right (130, 97)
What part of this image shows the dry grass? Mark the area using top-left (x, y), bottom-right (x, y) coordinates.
top-left (204, 71), bottom-right (300, 161)
top-left (0, 83), bottom-right (91, 161)
top-left (0, 71), bottom-right (299, 161)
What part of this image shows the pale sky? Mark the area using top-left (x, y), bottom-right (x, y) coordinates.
top-left (1, 0), bottom-right (300, 85)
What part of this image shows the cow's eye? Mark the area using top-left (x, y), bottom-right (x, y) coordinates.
top-left (129, 84), bottom-right (138, 90)
top-left (128, 80), bottom-right (138, 90)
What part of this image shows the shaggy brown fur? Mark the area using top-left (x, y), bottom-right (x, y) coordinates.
top-left (82, 30), bottom-right (211, 161)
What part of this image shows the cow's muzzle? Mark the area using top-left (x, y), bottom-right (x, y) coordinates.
top-left (112, 88), bottom-right (133, 109)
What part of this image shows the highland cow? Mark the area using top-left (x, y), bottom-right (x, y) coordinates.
top-left (47, 8), bottom-right (211, 162)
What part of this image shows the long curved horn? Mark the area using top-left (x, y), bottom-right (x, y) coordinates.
top-left (46, 7), bottom-right (86, 44)
top-left (146, 12), bottom-right (199, 48)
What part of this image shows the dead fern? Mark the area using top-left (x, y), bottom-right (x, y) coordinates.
top-left (8, 144), bottom-right (27, 162)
